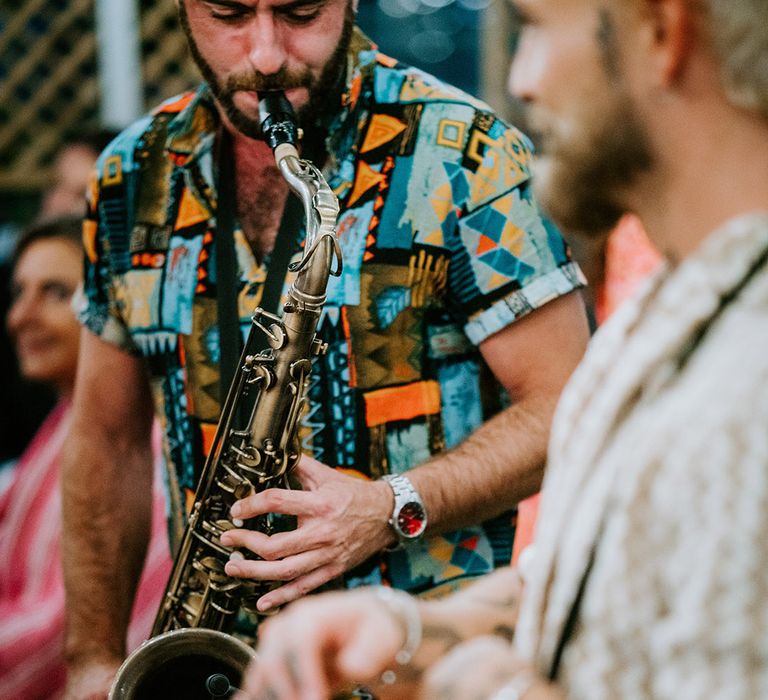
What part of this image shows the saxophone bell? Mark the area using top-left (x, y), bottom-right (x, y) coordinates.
top-left (109, 628), bottom-right (254, 699)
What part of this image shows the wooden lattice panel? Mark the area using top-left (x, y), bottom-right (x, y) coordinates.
top-left (0, 0), bottom-right (199, 192)
top-left (139, 0), bottom-right (199, 110)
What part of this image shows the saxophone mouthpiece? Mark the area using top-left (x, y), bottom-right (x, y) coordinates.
top-left (258, 91), bottom-right (300, 152)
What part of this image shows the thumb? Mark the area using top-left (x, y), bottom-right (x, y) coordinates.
top-left (295, 454), bottom-right (333, 488)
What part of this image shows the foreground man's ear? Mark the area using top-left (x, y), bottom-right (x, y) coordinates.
top-left (643, 0), bottom-right (697, 87)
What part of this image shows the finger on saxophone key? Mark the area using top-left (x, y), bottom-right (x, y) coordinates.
top-left (226, 551), bottom-right (246, 577)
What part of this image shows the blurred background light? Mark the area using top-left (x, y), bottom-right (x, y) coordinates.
top-left (408, 30), bottom-right (456, 64)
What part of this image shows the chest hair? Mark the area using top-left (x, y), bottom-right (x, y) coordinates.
top-left (234, 161), bottom-right (291, 262)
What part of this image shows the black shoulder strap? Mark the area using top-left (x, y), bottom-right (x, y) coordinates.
top-left (548, 547), bottom-right (595, 680)
top-left (215, 132), bottom-right (241, 399)
top-left (260, 194), bottom-right (304, 318)
top-left (215, 132), bottom-right (305, 400)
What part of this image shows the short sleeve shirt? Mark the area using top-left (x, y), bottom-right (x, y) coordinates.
top-left (79, 29), bottom-right (584, 597)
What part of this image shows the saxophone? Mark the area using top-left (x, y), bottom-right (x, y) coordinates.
top-left (109, 92), bottom-right (343, 699)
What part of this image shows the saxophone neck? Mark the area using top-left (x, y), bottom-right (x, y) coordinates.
top-left (259, 91), bottom-right (315, 234)
top-left (258, 91), bottom-right (341, 279)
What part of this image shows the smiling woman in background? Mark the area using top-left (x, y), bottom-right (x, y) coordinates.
top-left (0, 216), bottom-right (171, 700)
top-left (6, 218), bottom-right (83, 398)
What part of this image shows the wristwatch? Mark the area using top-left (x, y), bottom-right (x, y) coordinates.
top-left (381, 474), bottom-right (428, 544)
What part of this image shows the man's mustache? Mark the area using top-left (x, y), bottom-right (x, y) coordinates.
top-left (522, 105), bottom-right (553, 153)
top-left (223, 68), bottom-right (313, 94)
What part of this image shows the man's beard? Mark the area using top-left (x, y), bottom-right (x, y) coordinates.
top-left (528, 26), bottom-right (654, 238)
top-left (178, 2), bottom-right (355, 139)
top-left (529, 95), bottom-right (653, 238)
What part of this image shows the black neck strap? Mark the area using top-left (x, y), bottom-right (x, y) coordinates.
top-left (215, 132), bottom-right (241, 400)
top-left (215, 132), bottom-right (305, 402)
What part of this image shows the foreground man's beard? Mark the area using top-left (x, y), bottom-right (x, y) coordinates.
top-left (178, 2), bottom-right (355, 138)
top-left (530, 88), bottom-right (654, 238)
top-left (529, 6), bottom-right (655, 239)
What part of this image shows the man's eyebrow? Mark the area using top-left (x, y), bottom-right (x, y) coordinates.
top-left (203, 0), bottom-right (250, 7)
top-left (274, 0), bottom-right (327, 10)
top-left (201, 0), bottom-right (326, 11)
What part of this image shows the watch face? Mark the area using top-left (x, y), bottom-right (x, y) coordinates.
top-left (396, 501), bottom-right (427, 538)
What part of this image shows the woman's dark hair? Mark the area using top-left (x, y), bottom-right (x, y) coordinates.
top-left (11, 215), bottom-right (83, 269)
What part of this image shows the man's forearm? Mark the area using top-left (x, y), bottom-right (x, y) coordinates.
top-left (409, 391), bottom-right (555, 535)
top-left (414, 570), bottom-right (565, 700)
top-left (420, 565), bottom-right (523, 652)
top-left (369, 567), bottom-right (524, 700)
top-left (61, 426), bottom-right (154, 667)
top-left (407, 292), bottom-right (588, 536)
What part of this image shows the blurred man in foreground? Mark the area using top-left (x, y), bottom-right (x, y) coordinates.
top-left (235, 0), bottom-right (768, 697)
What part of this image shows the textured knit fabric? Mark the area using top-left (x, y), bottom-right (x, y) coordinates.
top-left (78, 29), bottom-right (583, 595)
top-left (0, 403), bottom-right (172, 700)
top-left (516, 213), bottom-right (768, 698)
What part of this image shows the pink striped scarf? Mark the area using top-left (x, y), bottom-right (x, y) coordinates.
top-left (0, 401), bottom-right (172, 700)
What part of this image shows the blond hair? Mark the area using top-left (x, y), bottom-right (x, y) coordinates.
top-left (704, 0), bottom-right (768, 119)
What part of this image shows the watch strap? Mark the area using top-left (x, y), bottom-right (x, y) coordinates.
top-left (382, 474), bottom-right (427, 544)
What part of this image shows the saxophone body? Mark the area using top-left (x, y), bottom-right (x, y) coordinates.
top-left (109, 92), bottom-right (342, 699)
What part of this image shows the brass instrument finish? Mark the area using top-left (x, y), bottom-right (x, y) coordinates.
top-left (109, 91), bottom-right (342, 699)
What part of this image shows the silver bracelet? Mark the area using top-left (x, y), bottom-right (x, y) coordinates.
top-left (486, 669), bottom-right (536, 700)
top-left (371, 586), bottom-right (422, 684)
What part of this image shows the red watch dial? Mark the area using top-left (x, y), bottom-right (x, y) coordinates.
top-left (397, 501), bottom-right (426, 537)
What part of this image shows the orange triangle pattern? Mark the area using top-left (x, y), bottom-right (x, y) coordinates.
top-left (361, 114), bottom-right (408, 154)
top-left (195, 230), bottom-right (214, 295)
top-left (501, 222), bottom-right (527, 257)
top-left (476, 233), bottom-right (497, 256)
top-left (428, 537), bottom-right (455, 563)
top-left (359, 156), bottom-right (394, 264)
top-left (487, 270), bottom-right (508, 289)
top-left (157, 91), bottom-right (195, 115)
top-left (348, 161), bottom-right (387, 208)
top-left (346, 75), bottom-right (362, 112)
top-left (430, 181), bottom-right (453, 222)
top-left (175, 187), bottom-right (209, 230)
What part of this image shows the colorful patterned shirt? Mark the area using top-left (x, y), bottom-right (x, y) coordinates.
top-left (79, 29), bottom-right (584, 596)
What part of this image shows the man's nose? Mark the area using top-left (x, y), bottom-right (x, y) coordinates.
top-left (247, 14), bottom-right (288, 76)
top-left (507, 35), bottom-right (540, 103)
